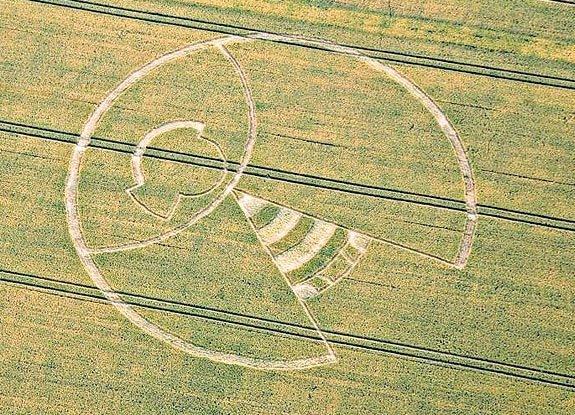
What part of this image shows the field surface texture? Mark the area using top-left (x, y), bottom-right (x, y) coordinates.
top-left (0, 0), bottom-right (574, 414)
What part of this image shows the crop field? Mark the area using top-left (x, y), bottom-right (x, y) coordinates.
top-left (0, 0), bottom-right (574, 414)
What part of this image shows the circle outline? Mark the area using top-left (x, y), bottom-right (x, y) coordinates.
top-left (65, 34), bottom-right (478, 370)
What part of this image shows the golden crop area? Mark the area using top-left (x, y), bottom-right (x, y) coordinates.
top-left (0, 0), bottom-right (573, 414)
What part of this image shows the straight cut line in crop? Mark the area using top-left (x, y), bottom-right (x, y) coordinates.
top-left (1, 120), bottom-right (573, 233)
top-left (22, 0), bottom-right (575, 91)
top-left (0, 268), bottom-right (573, 390)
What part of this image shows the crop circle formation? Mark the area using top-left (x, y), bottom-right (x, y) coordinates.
top-left (65, 33), bottom-right (477, 370)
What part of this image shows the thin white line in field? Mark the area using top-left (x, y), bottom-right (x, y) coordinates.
top-left (66, 31), bottom-right (477, 370)
top-left (233, 191), bottom-right (338, 366)
top-left (361, 58), bottom-right (477, 268)
top-left (88, 38), bottom-right (257, 255)
top-left (126, 120), bottom-right (228, 221)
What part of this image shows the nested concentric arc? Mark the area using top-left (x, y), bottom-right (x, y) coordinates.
top-left (65, 35), bottom-right (336, 370)
top-left (65, 33), bottom-right (478, 370)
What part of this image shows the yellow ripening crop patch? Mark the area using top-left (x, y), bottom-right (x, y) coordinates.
top-left (1, 0), bottom-right (574, 413)
top-left (311, 217), bottom-right (575, 374)
top-left (228, 40), bottom-right (464, 197)
top-left (0, 0), bottom-right (214, 132)
top-left (1, 284), bottom-right (571, 414)
top-left (0, 132), bottom-right (90, 285)
top-left (150, 0), bottom-right (385, 33)
top-left (522, 38), bottom-right (575, 63)
top-left (395, 63), bottom-right (575, 219)
top-left (112, 0), bottom-right (575, 70)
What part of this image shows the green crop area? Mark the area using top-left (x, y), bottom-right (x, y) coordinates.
top-left (0, 0), bottom-right (574, 414)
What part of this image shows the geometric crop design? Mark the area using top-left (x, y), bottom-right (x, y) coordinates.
top-left (66, 33), bottom-right (478, 371)
top-left (237, 191), bottom-right (371, 300)
top-left (126, 121), bottom-right (227, 221)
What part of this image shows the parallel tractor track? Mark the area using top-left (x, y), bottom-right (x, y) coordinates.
top-left (1, 120), bottom-right (574, 233)
top-left (0, 268), bottom-right (574, 390)
top-left (21, 0), bottom-right (575, 90)
top-left (540, 0), bottom-right (575, 5)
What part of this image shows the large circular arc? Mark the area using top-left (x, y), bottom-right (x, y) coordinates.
top-left (248, 33), bottom-right (478, 268)
top-left (86, 37), bottom-right (255, 254)
top-left (83, 34), bottom-right (477, 265)
top-left (65, 35), bottom-right (336, 370)
top-left (65, 33), bottom-right (477, 371)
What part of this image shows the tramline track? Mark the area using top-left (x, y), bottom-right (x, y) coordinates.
top-left (540, 0), bottom-right (575, 5)
top-left (1, 120), bottom-right (574, 233)
top-left (20, 0), bottom-right (575, 90)
top-left (1, 268), bottom-right (573, 390)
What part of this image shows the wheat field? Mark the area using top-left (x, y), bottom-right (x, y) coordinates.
top-left (0, 0), bottom-right (574, 414)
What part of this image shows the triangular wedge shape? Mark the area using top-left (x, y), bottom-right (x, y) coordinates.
top-left (92, 196), bottom-right (335, 367)
top-left (235, 191), bottom-right (371, 300)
